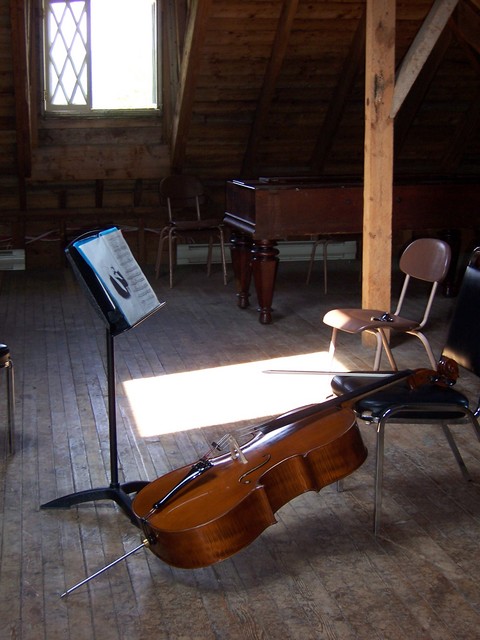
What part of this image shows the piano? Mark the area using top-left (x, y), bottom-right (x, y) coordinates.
top-left (224, 177), bottom-right (480, 324)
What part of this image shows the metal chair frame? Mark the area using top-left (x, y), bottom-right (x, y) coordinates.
top-left (361, 401), bottom-right (480, 534)
top-left (332, 246), bottom-right (480, 533)
top-left (1, 346), bottom-right (15, 456)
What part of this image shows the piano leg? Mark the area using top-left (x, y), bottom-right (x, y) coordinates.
top-left (230, 233), bottom-right (253, 309)
top-left (251, 240), bottom-right (279, 324)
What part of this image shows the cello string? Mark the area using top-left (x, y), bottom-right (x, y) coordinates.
top-left (201, 372), bottom-right (387, 461)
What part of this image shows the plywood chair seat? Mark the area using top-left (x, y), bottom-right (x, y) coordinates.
top-left (324, 308), bottom-right (421, 333)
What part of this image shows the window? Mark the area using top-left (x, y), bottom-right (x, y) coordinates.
top-left (43, 0), bottom-right (158, 113)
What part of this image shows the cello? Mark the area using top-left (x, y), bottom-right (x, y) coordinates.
top-left (61, 360), bottom-right (458, 595)
top-left (133, 363), bottom-right (457, 569)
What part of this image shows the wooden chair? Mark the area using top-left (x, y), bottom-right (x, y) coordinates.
top-left (305, 236), bottom-right (331, 292)
top-left (155, 175), bottom-right (227, 288)
top-left (306, 233), bottom-right (361, 293)
top-left (331, 247), bottom-right (480, 533)
top-left (323, 237), bottom-right (451, 370)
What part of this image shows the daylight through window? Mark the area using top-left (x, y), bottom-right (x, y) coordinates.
top-left (44, 0), bottom-right (158, 112)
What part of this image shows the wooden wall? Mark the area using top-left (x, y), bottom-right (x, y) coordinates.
top-left (0, 0), bottom-right (16, 199)
top-left (1, 0), bottom-right (479, 268)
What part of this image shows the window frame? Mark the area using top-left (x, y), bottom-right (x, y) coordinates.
top-left (42, 0), bottom-right (161, 117)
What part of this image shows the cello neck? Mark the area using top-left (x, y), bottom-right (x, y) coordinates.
top-left (257, 369), bottom-right (413, 437)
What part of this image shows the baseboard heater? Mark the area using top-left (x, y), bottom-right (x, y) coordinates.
top-left (0, 249), bottom-right (25, 270)
top-left (176, 240), bottom-right (357, 265)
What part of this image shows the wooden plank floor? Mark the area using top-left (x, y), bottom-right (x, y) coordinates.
top-left (1, 255), bottom-right (480, 639)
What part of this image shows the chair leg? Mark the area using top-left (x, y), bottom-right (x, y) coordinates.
top-left (205, 229), bottom-right (227, 285)
top-left (322, 239), bottom-right (330, 294)
top-left (328, 328), bottom-right (338, 365)
top-left (375, 328), bottom-right (398, 371)
top-left (306, 239), bottom-right (318, 285)
top-left (407, 330), bottom-right (437, 370)
top-left (374, 419), bottom-right (387, 535)
top-left (5, 359), bottom-right (14, 456)
top-left (373, 418), bottom-right (474, 535)
top-left (155, 228), bottom-right (173, 281)
top-left (168, 230), bottom-right (175, 289)
top-left (306, 238), bottom-right (328, 293)
top-left (219, 228), bottom-right (227, 285)
top-left (155, 232), bottom-right (168, 279)
top-left (441, 423), bottom-right (471, 481)
top-left (206, 236), bottom-right (213, 276)
top-left (372, 331), bottom-right (383, 371)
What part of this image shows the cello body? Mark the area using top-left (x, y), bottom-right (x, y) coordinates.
top-left (132, 404), bottom-right (367, 569)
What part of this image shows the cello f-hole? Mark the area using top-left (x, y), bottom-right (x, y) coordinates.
top-left (239, 455), bottom-right (271, 484)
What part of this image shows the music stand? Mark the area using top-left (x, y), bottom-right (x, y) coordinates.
top-left (41, 228), bottom-right (165, 526)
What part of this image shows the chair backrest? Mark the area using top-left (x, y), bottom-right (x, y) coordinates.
top-left (443, 247), bottom-right (480, 377)
top-left (394, 238), bottom-right (451, 327)
top-left (160, 175), bottom-right (206, 222)
top-left (399, 237), bottom-right (451, 283)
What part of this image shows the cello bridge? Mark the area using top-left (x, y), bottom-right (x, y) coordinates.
top-left (228, 434), bottom-right (248, 463)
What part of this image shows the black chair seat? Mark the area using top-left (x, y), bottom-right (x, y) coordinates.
top-left (0, 343), bottom-right (10, 365)
top-left (331, 374), bottom-right (469, 420)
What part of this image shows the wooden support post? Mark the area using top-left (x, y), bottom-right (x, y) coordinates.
top-left (362, 1), bottom-right (396, 340)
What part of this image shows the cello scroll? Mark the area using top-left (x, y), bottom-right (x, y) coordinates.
top-left (407, 356), bottom-right (459, 390)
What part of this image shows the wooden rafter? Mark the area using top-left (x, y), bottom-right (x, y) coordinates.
top-left (391, 0), bottom-right (460, 118)
top-left (170, 0), bottom-right (213, 172)
top-left (161, 0), bottom-right (181, 142)
top-left (394, 26), bottom-right (453, 155)
top-left (9, 0), bottom-right (34, 199)
top-left (439, 8), bottom-right (480, 171)
top-left (310, 8), bottom-right (366, 173)
top-left (441, 84), bottom-right (480, 171)
top-left (455, 0), bottom-right (480, 54)
top-left (241, 0), bottom-right (299, 176)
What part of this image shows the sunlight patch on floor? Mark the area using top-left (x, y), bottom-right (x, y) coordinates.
top-left (123, 351), bottom-right (349, 437)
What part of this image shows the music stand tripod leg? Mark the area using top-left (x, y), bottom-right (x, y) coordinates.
top-left (41, 328), bottom-right (149, 527)
top-left (41, 483), bottom-right (149, 527)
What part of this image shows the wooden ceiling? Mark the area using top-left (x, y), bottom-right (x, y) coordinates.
top-left (164, 0), bottom-right (480, 182)
top-left (2, 1), bottom-right (479, 210)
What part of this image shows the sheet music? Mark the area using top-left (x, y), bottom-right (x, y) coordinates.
top-left (74, 228), bottom-right (162, 327)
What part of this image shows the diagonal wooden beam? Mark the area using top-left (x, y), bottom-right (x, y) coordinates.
top-left (441, 83), bottom-right (480, 171)
top-left (439, 5), bottom-right (480, 171)
top-left (310, 8), bottom-right (365, 173)
top-left (171, 0), bottom-right (213, 172)
top-left (454, 0), bottom-right (480, 55)
top-left (161, 0), bottom-right (182, 143)
top-left (391, 0), bottom-right (459, 118)
top-left (241, 0), bottom-right (299, 176)
top-left (9, 0), bottom-right (33, 190)
top-left (394, 26), bottom-right (452, 155)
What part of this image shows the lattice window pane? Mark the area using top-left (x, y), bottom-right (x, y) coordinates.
top-left (46, 1), bottom-right (89, 109)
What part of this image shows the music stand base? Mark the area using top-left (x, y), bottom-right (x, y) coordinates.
top-left (41, 481), bottom-right (149, 527)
